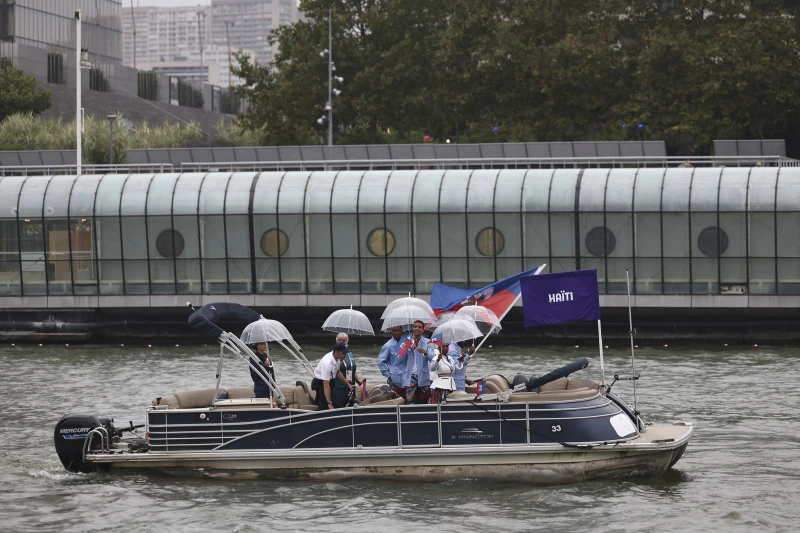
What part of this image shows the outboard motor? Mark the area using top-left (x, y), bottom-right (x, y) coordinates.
top-left (54, 414), bottom-right (115, 473)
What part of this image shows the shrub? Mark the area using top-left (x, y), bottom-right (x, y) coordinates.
top-left (138, 71), bottom-right (159, 101)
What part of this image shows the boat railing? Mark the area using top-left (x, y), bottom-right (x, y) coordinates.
top-left (83, 426), bottom-right (109, 461)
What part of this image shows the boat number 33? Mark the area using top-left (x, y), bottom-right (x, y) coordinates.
top-left (551, 425), bottom-right (562, 432)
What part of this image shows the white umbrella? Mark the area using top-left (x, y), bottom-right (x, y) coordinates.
top-left (240, 318), bottom-right (294, 344)
top-left (322, 307), bottom-right (374, 336)
top-left (380, 304), bottom-right (436, 332)
top-left (380, 296), bottom-right (434, 320)
top-left (429, 311), bottom-right (458, 330)
top-left (433, 318), bottom-right (483, 344)
top-left (455, 305), bottom-right (502, 335)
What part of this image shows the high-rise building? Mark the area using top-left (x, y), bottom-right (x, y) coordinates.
top-left (210, 0), bottom-right (299, 66)
top-left (122, 1), bottom-right (298, 85)
top-left (121, 5), bottom-right (210, 70)
top-left (0, 0), bottom-right (122, 70)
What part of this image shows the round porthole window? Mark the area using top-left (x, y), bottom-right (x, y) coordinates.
top-left (475, 227), bottom-right (505, 256)
top-left (698, 226), bottom-right (729, 257)
top-left (155, 229), bottom-right (184, 258)
top-left (261, 228), bottom-right (289, 257)
top-left (585, 227), bottom-right (616, 257)
top-left (367, 228), bottom-right (396, 257)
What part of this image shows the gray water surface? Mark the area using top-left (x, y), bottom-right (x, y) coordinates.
top-left (1, 342), bottom-right (798, 532)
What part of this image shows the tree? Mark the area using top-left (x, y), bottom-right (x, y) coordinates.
top-left (616, 0), bottom-right (800, 154)
top-left (231, 0), bottom-right (450, 145)
top-left (0, 60), bottom-right (52, 122)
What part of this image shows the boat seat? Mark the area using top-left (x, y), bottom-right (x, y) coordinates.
top-left (539, 377), bottom-right (570, 392)
top-left (226, 387), bottom-right (255, 399)
top-left (485, 375), bottom-right (511, 391)
top-left (362, 397), bottom-right (405, 407)
top-left (464, 380), bottom-right (504, 394)
top-left (509, 388), bottom-right (598, 402)
top-left (173, 389), bottom-right (218, 409)
top-left (568, 377), bottom-right (601, 391)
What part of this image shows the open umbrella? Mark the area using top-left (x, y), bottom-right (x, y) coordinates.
top-left (380, 304), bottom-right (436, 332)
top-left (240, 318), bottom-right (294, 344)
top-left (455, 305), bottom-right (502, 335)
top-left (322, 307), bottom-right (374, 336)
top-left (380, 296), bottom-right (434, 320)
top-left (432, 318), bottom-right (483, 344)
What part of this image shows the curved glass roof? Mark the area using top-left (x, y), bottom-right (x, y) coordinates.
top-left (0, 168), bottom-right (788, 220)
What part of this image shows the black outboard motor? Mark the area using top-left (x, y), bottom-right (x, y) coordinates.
top-left (54, 414), bottom-right (115, 473)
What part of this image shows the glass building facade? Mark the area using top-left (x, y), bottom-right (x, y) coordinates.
top-left (0, 168), bottom-right (795, 299)
top-left (0, 0), bottom-right (122, 76)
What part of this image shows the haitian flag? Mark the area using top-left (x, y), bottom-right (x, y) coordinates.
top-left (429, 332), bottom-right (444, 347)
top-left (430, 265), bottom-right (546, 319)
top-left (521, 269), bottom-right (601, 327)
top-left (396, 337), bottom-right (414, 357)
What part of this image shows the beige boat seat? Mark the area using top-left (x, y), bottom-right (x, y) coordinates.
top-left (538, 377), bottom-right (570, 392)
top-left (226, 387), bottom-right (255, 399)
top-left (362, 396), bottom-right (406, 407)
top-left (509, 388), bottom-right (598, 402)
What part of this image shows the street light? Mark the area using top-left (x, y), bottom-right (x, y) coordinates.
top-left (197, 9), bottom-right (206, 84)
top-left (74, 10), bottom-right (92, 176)
top-left (106, 115), bottom-right (116, 165)
top-left (318, 9), bottom-right (345, 146)
top-left (224, 20), bottom-right (235, 87)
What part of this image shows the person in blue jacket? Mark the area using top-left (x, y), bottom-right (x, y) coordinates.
top-left (377, 325), bottom-right (405, 396)
top-left (448, 341), bottom-right (475, 392)
top-left (402, 320), bottom-right (436, 403)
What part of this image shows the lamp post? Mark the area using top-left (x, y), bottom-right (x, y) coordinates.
top-left (106, 115), bottom-right (116, 165)
top-left (318, 9), bottom-right (342, 146)
top-left (75, 10), bottom-right (83, 175)
top-left (197, 9), bottom-right (206, 84)
top-left (224, 21), bottom-right (234, 87)
top-left (130, 0), bottom-right (137, 69)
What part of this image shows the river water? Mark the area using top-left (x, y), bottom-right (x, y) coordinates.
top-left (1, 341), bottom-right (798, 532)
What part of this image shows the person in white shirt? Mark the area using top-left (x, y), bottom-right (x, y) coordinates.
top-left (312, 342), bottom-right (348, 411)
top-left (429, 348), bottom-right (456, 404)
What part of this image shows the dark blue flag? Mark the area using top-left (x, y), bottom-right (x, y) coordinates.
top-left (521, 270), bottom-right (601, 327)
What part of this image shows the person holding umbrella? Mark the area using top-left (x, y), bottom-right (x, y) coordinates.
top-left (449, 342), bottom-right (475, 392)
top-left (332, 332), bottom-right (360, 408)
top-left (250, 342), bottom-right (276, 398)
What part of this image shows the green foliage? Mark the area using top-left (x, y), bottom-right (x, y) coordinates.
top-left (214, 118), bottom-right (265, 147)
top-left (138, 71), bottom-right (159, 101)
top-left (178, 80), bottom-right (204, 109)
top-left (219, 90), bottom-right (242, 115)
top-left (230, 0), bottom-right (800, 154)
top-left (0, 61), bottom-right (52, 122)
top-left (0, 113), bottom-right (203, 164)
top-left (47, 52), bottom-right (65, 85)
top-left (89, 67), bottom-right (110, 92)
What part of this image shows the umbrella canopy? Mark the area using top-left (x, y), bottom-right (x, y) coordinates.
top-left (455, 305), bottom-right (502, 335)
top-left (380, 297), bottom-right (434, 320)
top-left (380, 304), bottom-right (436, 332)
top-left (240, 318), bottom-right (295, 345)
top-left (322, 308), bottom-right (374, 336)
top-left (433, 318), bottom-right (483, 344)
top-left (429, 311), bottom-right (458, 330)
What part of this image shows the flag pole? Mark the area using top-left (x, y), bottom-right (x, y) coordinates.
top-left (597, 319), bottom-right (606, 386)
top-left (471, 264), bottom-right (547, 357)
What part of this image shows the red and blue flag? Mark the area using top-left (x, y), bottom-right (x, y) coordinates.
top-left (396, 338), bottom-right (414, 357)
top-left (429, 332), bottom-right (443, 347)
top-left (475, 379), bottom-right (486, 396)
top-left (429, 265), bottom-right (546, 319)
